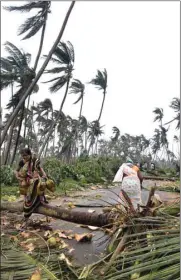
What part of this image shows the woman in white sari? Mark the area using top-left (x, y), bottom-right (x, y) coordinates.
top-left (113, 157), bottom-right (143, 209)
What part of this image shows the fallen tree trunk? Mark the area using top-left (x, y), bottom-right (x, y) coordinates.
top-left (1, 201), bottom-right (113, 227)
top-left (143, 176), bottom-right (175, 181)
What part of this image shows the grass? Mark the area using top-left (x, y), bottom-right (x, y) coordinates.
top-left (1, 185), bottom-right (19, 200)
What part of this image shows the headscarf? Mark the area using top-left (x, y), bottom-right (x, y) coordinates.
top-left (126, 157), bottom-right (133, 164)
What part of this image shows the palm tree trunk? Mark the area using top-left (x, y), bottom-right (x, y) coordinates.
top-left (11, 82), bottom-right (14, 99)
top-left (10, 105), bottom-right (25, 166)
top-left (52, 128), bottom-right (56, 156)
top-left (44, 141), bottom-right (49, 158)
top-left (23, 95), bottom-right (31, 140)
top-left (88, 135), bottom-right (95, 155)
top-left (33, 18), bottom-right (47, 71)
top-left (98, 91), bottom-right (106, 121)
top-left (38, 78), bottom-right (71, 158)
top-left (79, 95), bottom-right (84, 118)
top-left (3, 83), bottom-right (15, 165)
top-left (0, 1), bottom-right (75, 147)
top-left (1, 201), bottom-right (113, 227)
top-left (3, 118), bottom-right (16, 165)
top-left (84, 131), bottom-right (87, 151)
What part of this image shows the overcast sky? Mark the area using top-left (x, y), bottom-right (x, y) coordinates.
top-left (1, 1), bottom-right (180, 143)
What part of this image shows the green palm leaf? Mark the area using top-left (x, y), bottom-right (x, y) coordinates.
top-left (89, 68), bottom-right (107, 91)
top-left (4, 2), bottom-right (51, 39)
top-left (45, 66), bottom-right (68, 74)
top-left (49, 76), bottom-right (68, 93)
top-left (4, 2), bottom-right (47, 12)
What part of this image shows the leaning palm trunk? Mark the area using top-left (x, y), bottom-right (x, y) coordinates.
top-left (87, 136), bottom-right (95, 155)
top-left (0, 1), bottom-right (75, 147)
top-left (10, 105), bottom-right (25, 166)
top-left (3, 118), bottom-right (16, 165)
top-left (33, 16), bottom-right (47, 71)
top-left (79, 95), bottom-right (84, 118)
top-left (98, 91), bottom-right (106, 121)
top-left (38, 78), bottom-right (71, 157)
top-left (23, 95), bottom-right (31, 141)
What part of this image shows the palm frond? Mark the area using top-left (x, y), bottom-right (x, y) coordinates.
top-left (43, 55), bottom-right (62, 65)
top-left (1, 234), bottom-right (75, 280)
top-left (45, 66), bottom-right (68, 74)
top-left (42, 76), bottom-right (62, 84)
top-left (4, 2), bottom-right (46, 12)
top-left (4, 2), bottom-right (51, 39)
top-left (49, 76), bottom-right (68, 93)
top-left (69, 79), bottom-right (85, 94)
top-left (4, 41), bottom-right (31, 71)
top-left (73, 94), bottom-right (83, 104)
top-left (18, 16), bottom-right (45, 40)
top-left (170, 97), bottom-right (180, 112)
top-left (89, 68), bottom-right (107, 91)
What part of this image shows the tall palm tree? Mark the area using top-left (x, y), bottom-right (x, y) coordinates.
top-left (69, 79), bottom-right (85, 118)
top-left (38, 41), bottom-right (75, 157)
top-left (153, 107), bottom-right (164, 126)
top-left (164, 97), bottom-right (180, 129)
top-left (88, 120), bottom-right (104, 154)
top-left (151, 129), bottom-right (161, 160)
top-left (4, 2), bottom-right (52, 146)
top-left (89, 69), bottom-right (108, 121)
top-left (69, 79), bottom-right (85, 155)
top-left (0, 1), bottom-right (75, 147)
top-left (111, 126), bottom-right (120, 142)
top-left (1, 42), bottom-right (36, 164)
top-left (79, 116), bottom-right (88, 152)
top-left (4, 1), bottom-right (51, 70)
top-left (0, 42), bottom-right (35, 91)
top-left (38, 98), bottom-right (53, 119)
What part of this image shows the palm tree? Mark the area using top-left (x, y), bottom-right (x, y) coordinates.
top-left (89, 69), bottom-right (108, 121)
top-left (0, 42), bottom-right (35, 91)
top-left (69, 79), bottom-right (85, 118)
top-left (88, 120), bottom-right (104, 154)
top-left (79, 116), bottom-right (89, 152)
top-left (69, 79), bottom-right (85, 155)
top-left (153, 107), bottom-right (164, 126)
top-left (1, 42), bottom-right (36, 164)
top-left (38, 41), bottom-right (75, 157)
top-left (151, 129), bottom-right (161, 160)
top-left (0, 1), bottom-right (75, 147)
top-left (38, 98), bottom-right (53, 119)
top-left (164, 97), bottom-right (180, 129)
top-left (111, 126), bottom-right (120, 142)
top-left (4, 1), bottom-right (51, 70)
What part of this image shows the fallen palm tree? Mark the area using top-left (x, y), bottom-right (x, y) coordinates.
top-left (1, 200), bottom-right (114, 227)
top-left (79, 195), bottom-right (180, 280)
top-left (1, 189), bottom-right (180, 280)
top-left (143, 175), bottom-right (176, 181)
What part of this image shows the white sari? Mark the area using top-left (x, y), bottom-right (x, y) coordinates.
top-left (113, 163), bottom-right (142, 209)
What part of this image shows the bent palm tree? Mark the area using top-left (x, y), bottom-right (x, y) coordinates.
top-left (111, 126), bottom-right (120, 142)
top-left (153, 107), bottom-right (164, 126)
top-left (88, 120), bottom-right (104, 154)
top-left (1, 42), bottom-right (36, 164)
top-left (69, 79), bottom-right (85, 118)
top-left (4, 2), bottom-right (52, 135)
top-left (0, 1), bottom-right (75, 147)
top-left (4, 1), bottom-right (51, 70)
top-left (164, 97), bottom-right (180, 129)
top-left (89, 69), bottom-right (108, 121)
top-left (38, 41), bottom-right (75, 157)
